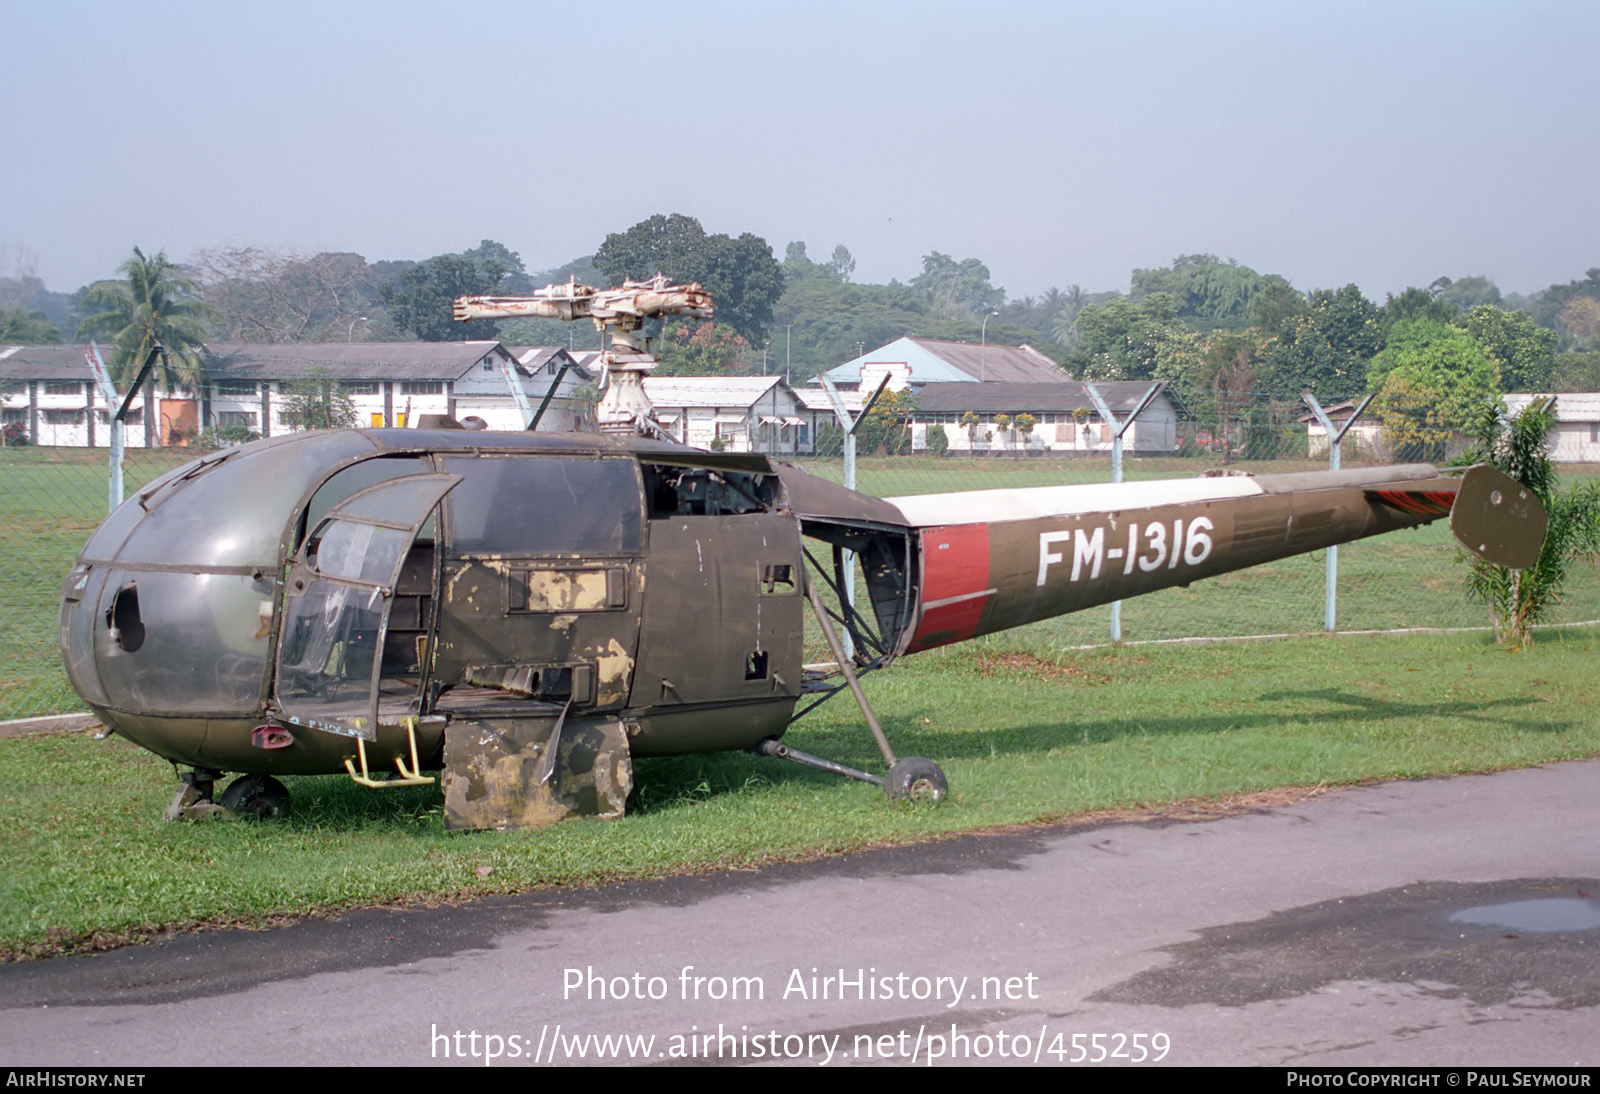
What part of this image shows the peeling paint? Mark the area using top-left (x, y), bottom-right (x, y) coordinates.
top-left (593, 637), bottom-right (634, 707)
top-left (525, 568), bottom-right (609, 612)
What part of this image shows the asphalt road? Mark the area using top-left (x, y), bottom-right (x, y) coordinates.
top-left (3, 759), bottom-right (1598, 1068)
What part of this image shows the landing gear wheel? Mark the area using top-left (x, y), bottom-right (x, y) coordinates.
top-left (218, 774), bottom-right (291, 819)
top-left (886, 758), bottom-right (947, 804)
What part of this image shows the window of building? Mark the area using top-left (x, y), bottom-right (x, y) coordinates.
top-left (217, 411), bottom-right (259, 429)
top-left (43, 409), bottom-right (83, 424)
top-left (44, 381), bottom-right (80, 396)
top-left (215, 380), bottom-right (258, 397)
top-left (2, 408), bottom-right (25, 424)
top-left (342, 381), bottom-right (380, 396)
top-left (400, 381), bottom-right (443, 395)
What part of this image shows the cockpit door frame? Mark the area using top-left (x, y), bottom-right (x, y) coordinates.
top-left (273, 472), bottom-right (460, 740)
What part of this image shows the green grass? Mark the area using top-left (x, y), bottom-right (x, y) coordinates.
top-left (4, 626), bottom-right (1598, 959)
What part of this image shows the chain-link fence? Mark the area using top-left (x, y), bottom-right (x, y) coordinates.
top-left (792, 389), bottom-right (1600, 659)
top-left (4, 391), bottom-right (1596, 721)
top-left (1, 444), bottom-right (191, 720)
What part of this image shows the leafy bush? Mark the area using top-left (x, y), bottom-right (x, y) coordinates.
top-left (1461, 398), bottom-right (1600, 649)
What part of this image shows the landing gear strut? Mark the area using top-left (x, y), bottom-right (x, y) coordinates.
top-left (164, 768), bottom-right (226, 821)
top-left (756, 575), bottom-right (947, 804)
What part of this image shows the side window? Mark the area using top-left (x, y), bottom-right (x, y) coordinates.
top-left (443, 456), bottom-right (643, 557)
top-left (641, 463), bottom-right (779, 518)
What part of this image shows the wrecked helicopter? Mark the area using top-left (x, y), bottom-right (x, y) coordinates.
top-left (59, 278), bottom-right (1548, 831)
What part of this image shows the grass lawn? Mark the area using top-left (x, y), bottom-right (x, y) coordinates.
top-left (3, 625), bottom-right (1598, 960)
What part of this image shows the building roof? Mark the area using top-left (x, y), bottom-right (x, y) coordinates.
top-left (205, 341), bottom-right (508, 381)
top-left (643, 375), bottom-right (786, 409)
top-left (821, 337), bottom-right (1070, 386)
top-left (0, 344), bottom-right (96, 382)
top-left (1505, 393), bottom-right (1600, 421)
top-left (793, 386), bottom-right (865, 414)
top-left (911, 380), bottom-right (1171, 416)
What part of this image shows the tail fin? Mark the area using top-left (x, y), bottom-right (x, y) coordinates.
top-left (1444, 465), bottom-right (1546, 570)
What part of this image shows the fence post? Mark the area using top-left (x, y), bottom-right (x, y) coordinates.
top-left (85, 343), bottom-right (126, 512)
top-left (1083, 381), bottom-right (1166, 642)
top-left (1301, 391), bottom-right (1374, 632)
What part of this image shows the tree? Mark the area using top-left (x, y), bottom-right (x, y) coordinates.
top-left (1382, 286), bottom-right (1458, 330)
top-left (77, 247), bottom-right (215, 389)
top-left (1256, 284), bottom-right (1383, 398)
top-left (1436, 275), bottom-right (1502, 313)
top-left (0, 310), bottom-right (60, 343)
top-left (855, 388), bottom-right (915, 455)
top-left (828, 245), bottom-right (856, 283)
top-left (1557, 296), bottom-right (1600, 352)
top-left (193, 246), bottom-right (380, 342)
top-left (1247, 277), bottom-right (1306, 330)
top-left (1368, 319), bottom-right (1500, 461)
top-left (910, 252), bottom-right (1003, 317)
top-left (1457, 305), bottom-right (1557, 392)
top-left (1461, 399), bottom-right (1600, 649)
top-left (1131, 254), bottom-right (1267, 328)
top-left (655, 321), bottom-right (749, 376)
top-left (594, 214), bottom-right (784, 344)
top-left (1073, 293), bottom-right (1201, 381)
top-left (1050, 284), bottom-right (1087, 348)
top-left (278, 370), bottom-right (358, 431)
top-left (379, 240), bottom-right (523, 340)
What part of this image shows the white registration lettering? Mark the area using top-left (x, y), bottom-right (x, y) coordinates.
top-left (1138, 521), bottom-right (1167, 571)
top-left (1184, 516), bottom-right (1214, 565)
top-left (1072, 527), bottom-right (1105, 581)
top-left (1037, 531), bottom-right (1073, 586)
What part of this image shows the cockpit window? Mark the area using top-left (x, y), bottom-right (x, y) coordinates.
top-left (301, 456), bottom-right (433, 549)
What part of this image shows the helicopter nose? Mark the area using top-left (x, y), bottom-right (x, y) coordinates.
top-left (60, 563), bottom-right (111, 708)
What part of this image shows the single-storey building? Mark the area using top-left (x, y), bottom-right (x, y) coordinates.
top-left (0, 341), bottom-right (591, 447)
top-left (1299, 398), bottom-right (1385, 460)
top-left (909, 380), bottom-right (1178, 455)
top-left (1504, 393), bottom-right (1600, 463)
top-left (642, 375), bottom-right (812, 454)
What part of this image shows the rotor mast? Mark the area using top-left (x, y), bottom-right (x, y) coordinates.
top-left (453, 275), bottom-right (713, 435)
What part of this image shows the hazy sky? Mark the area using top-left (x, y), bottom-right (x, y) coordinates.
top-left (7, 0), bottom-right (1596, 302)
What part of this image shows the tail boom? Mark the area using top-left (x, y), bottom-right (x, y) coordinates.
top-left (892, 464), bottom-right (1541, 653)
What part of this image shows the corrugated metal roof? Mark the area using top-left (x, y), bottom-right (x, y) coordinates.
top-left (823, 337), bottom-right (1071, 386)
top-left (1506, 393), bottom-right (1600, 421)
top-left (0, 344), bottom-right (95, 381)
top-left (912, 380), bottom-right (1171, 415)
top-left (206, 341), bottom-right (504, 380)
top-left (794, 386), bottom-right (864, 413)
top-left (643, 375), bottom-right (783, 409)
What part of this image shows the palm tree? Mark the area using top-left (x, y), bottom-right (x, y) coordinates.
top-left (1050, 284), bottom-right (1086, 348)
top-left (78, 247), bottom-right (215, 391)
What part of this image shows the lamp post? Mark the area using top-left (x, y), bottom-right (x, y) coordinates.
top-left (980, 309), bottom-right (999, 380)
top-left (348, 316), bottom-right (369, 342)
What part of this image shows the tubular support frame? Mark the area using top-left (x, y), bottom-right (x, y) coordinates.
top-left (344, 717), bottom-right (435, 788)
top-left (805, 576), bottom-right (897, 769)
